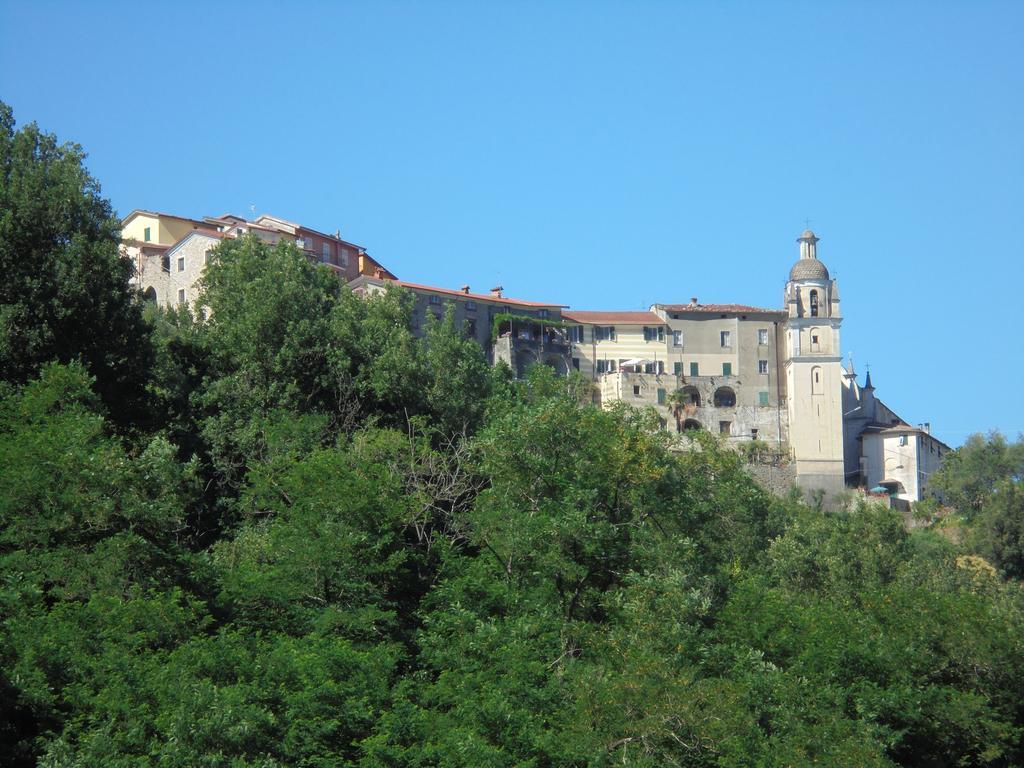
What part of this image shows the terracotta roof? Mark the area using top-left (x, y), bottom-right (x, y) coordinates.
top-left (561, 310), bottom-right (663, 325)
top-left (121, 209), bottom-right (205, 226)
top-left (659, 303), bottom-right (781, 315)
top-left (391, 280), bottom-right (567, 309)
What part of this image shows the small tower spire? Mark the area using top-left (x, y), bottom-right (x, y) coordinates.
top-left (863, 364), bottom-right (874, 390)
top-left (797, 229), bottom-right (819, 260)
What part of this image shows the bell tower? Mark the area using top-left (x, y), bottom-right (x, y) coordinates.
top-left (783, 230), bottom-right (846, 496)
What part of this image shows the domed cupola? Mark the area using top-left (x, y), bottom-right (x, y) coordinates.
top-left (789, 229), bottom-right (830, 281)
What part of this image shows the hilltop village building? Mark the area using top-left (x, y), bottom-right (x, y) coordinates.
top-left (121, 213), bottom-right (946, 504)
top-left (121, 209), bottom-right (394, 307)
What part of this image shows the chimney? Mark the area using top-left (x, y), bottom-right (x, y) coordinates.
top-left (490, 285), bottom-right (503, 298)
top-left (689, 297), bottom-right (698, 307)
top-left (374, 267), bottom-right (384, 279)
top-left (460, 285), bottom-right (471, 294)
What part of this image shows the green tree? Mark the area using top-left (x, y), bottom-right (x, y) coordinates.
top-left (930, 431), bottom-right (1024, 518)
top-left (971, 480), bottom-right (1024, 580)
top-left (0, 102), bottom-right (152, 426)
top-left (423, 305), bottom-right (491, 438)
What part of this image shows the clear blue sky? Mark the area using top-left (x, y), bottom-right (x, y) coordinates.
top-left (2, 1), bottom-right (1022, 444)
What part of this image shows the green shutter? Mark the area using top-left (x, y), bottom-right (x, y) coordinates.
top-left (690, 362), bottom-right (699, 376)
top-left (759, 391), bottom-right (769, 406)
top-left (143, 226), bottom-right (151, 242)
top-left (657, 388), bottom-right (666, 405)
top-left (723, 362), bottom-right (732, 376)
top-left (674, 362), bottom-right (682, 375)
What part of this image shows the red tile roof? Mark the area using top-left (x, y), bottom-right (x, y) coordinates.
top-left (561, 310), bottom-right (663, 325)
top-left (392, 280), bottom-right (567, 309)
top-left (659, 302), bottom-right (781, 314)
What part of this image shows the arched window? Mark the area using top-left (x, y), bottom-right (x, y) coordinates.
top-left (713, 386), bottom-right (736, 407)
top-left (809, 289), bottom-right (819, 317)
top-left (682, 385), bottom-right (701, 407)
top-left (682, 419), bottom-right (702, 431)
top-left (142, 287), bottom-right (157, 303)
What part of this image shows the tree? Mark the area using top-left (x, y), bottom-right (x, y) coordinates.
top-left (0, 102), bottom-right (152, 427)
top-left (930, 431), bottom-right (1024, 518)
top-left (971, 481), bottom-right (1024, 580)
top-left (422, 305), bottom-right (491, 438)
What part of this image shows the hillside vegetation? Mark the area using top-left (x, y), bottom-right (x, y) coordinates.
top-left (3, 101), bottom-right (1024, 768)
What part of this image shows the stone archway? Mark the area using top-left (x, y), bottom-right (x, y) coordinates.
top-left (713, 386), bottom-right (736, 407)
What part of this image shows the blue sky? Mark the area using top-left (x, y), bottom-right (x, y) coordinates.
top-left (2, 1), bottom-right (1022, 444)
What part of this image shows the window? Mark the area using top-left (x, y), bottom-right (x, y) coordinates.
top-left (899, 435), bottom-right (908, 446)
top-left (809, 290), bottom-right (819, 317)
top-left (465, 301), bottom-right (477, 312)
top-left (758, 360), bottom-right (768, 374)
top-left (751, 428), bottom-right (759, 440)
top-left (322, 242), bottom-right (330, 261)
top-left (811, 366), bottom-right (823, 394)
top-left (596, 359), bottom-right (612, 374)
top-left (759, 391), bottom-right (770, 406)
top-left (672, 330), bottom-right (683, 347)
top-left (758, 328), bottom-right (769, 345)
top-left (657, 388), bottom-right (666, 404)
top-left (644, 361), bottom-right (655, 374)
top-left (643, 326), bottom-right (664, 342)
top-left (466, 319), bottom-right (477, 338)
top-left (595, 326), bottom-right (615, 341)
top-left (303, 236), bottom-right (312, 250)
top-left (539, 309), bottom-right (549, 319)
top-left (572, 357), bottom-right (580, 370)
top-left (714, 386), bottom-right (736, 406)
top-left (429, 294), bottom-right (442, 305)
top-left (719, 421), bottom-right (731, 435)
top-left (690, 362), bottom-right (699, 376)
top-left (658, 360), bottom-right (665, 374)
top-left (339, 248), bottom-right (349, 267)
top-left (177, 289), bottom-right (186, 304)
top-left (633, 385), bottom-right (641, 397)
top-left (723, 362), bottom-right (732, 376)
top-left (720, 330), bottom-right (731, 348)
top-left (569, 325), bottom-right (583, 343)
top-left (176, 256), bottom-right (184, 272)
top-left (236, 228), bottom-right (244, 236)
top-left (674, 362), bottom-right (682, 375)
top-left (143, 226), bottom-right (151, 242)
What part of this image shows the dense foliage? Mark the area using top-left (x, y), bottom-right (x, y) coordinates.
top-left (3, 102), bottom-right (1024, 767)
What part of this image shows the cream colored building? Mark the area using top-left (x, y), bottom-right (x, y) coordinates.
top-left (122, 209), bottom-right (394, 309)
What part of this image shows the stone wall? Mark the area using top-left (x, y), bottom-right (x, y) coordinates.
top-left (743, 460), bottom-right (798, 498)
